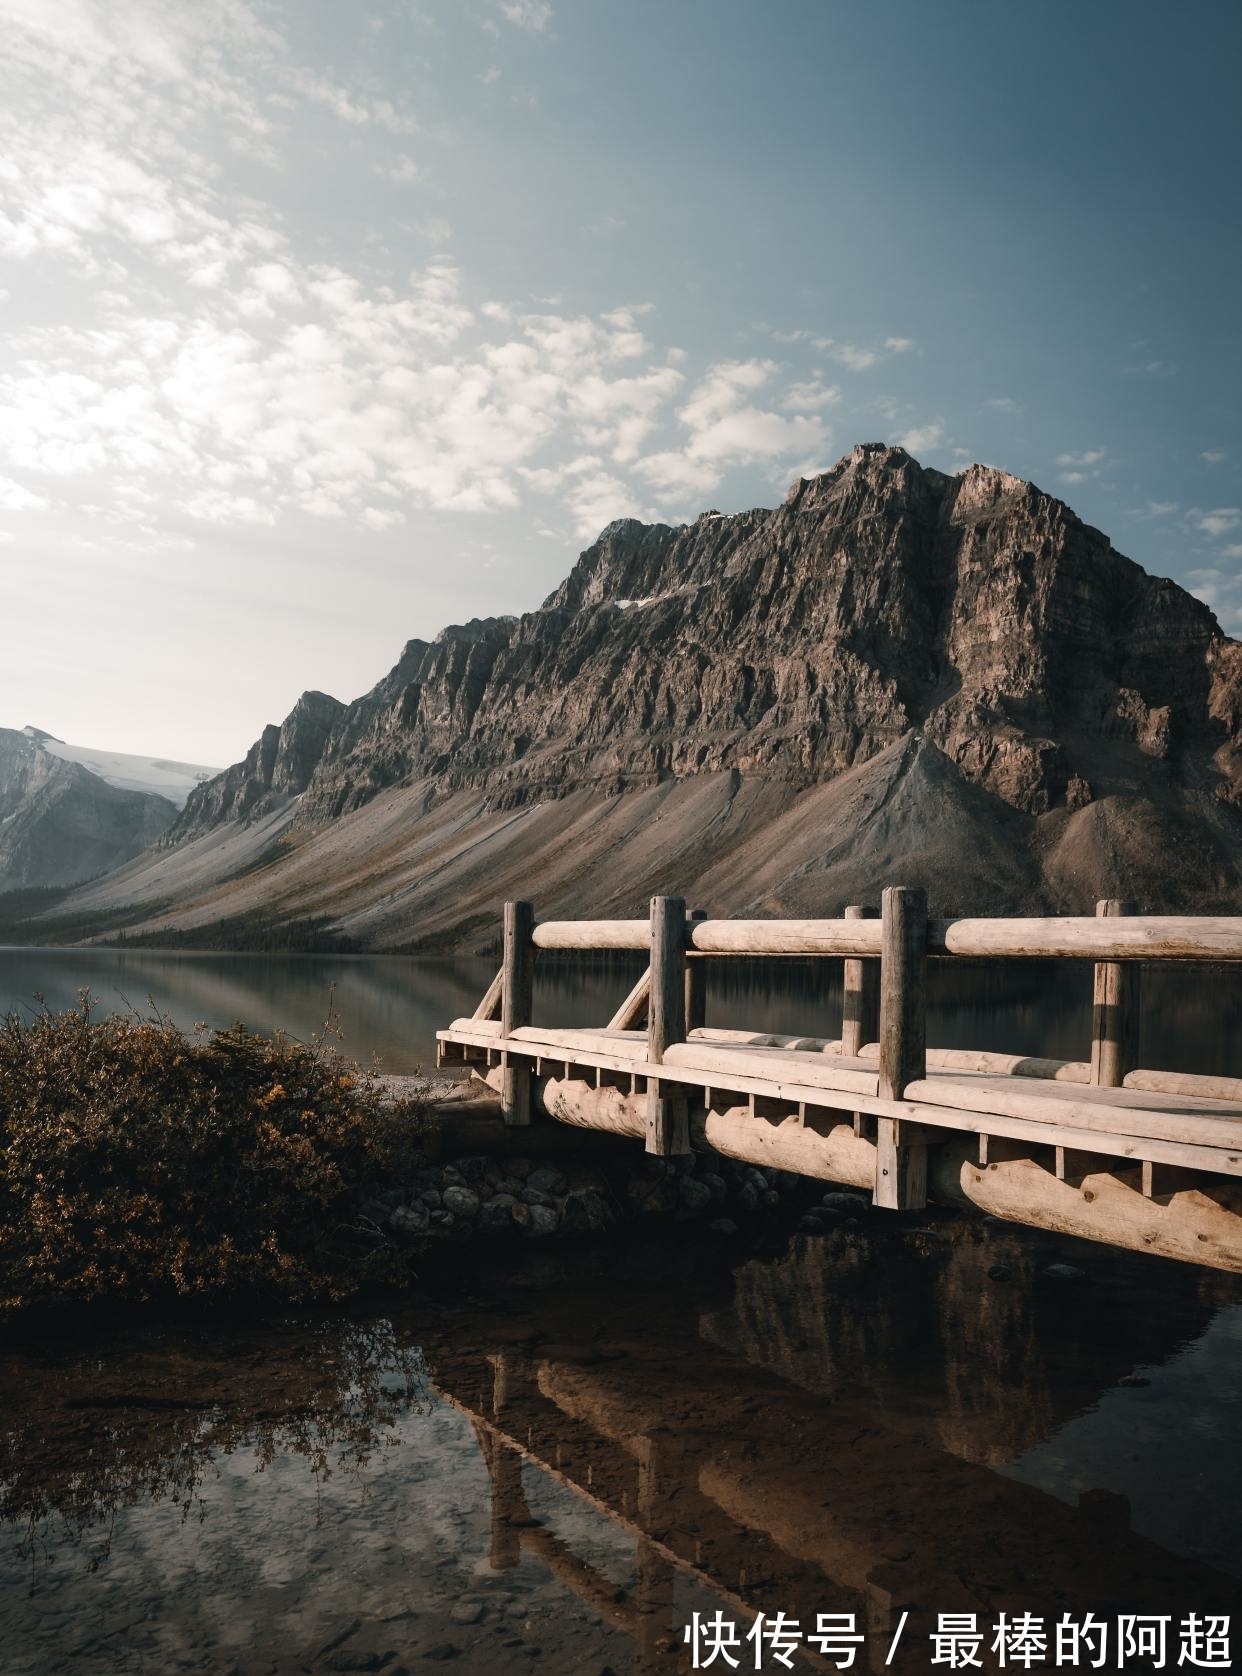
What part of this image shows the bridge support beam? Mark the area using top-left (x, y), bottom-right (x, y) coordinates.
top-left (503, 1074), bottom-right (1242, 1273)
top-left (646, 895), bottom-right (690, 1157)
top-left (876, 886), bottom-right (928, 1209)
top-left (501, 899), bottom-right (535, 1126)
top-left (1091, 898), bottom-right (1141, 1087)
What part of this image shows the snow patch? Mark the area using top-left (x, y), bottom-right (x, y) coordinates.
top-left (22, 728), bottom-right (220, 809)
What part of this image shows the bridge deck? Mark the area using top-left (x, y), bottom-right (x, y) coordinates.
top-left (438, 1017), bottom-right (1242, 1178)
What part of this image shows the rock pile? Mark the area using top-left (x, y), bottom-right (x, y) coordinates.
top-left (356, 1149), bottom-right (872, 1246)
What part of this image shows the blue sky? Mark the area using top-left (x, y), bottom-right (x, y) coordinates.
top-left (0, 0), bottom-right (1239, 763)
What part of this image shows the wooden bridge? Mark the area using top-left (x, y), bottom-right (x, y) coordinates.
top-left (437, 890), bottom-right (1242, 1272)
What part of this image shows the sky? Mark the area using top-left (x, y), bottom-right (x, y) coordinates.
top-left (0, 0), bottom-right (1239, 766)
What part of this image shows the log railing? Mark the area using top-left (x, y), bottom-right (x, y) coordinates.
top-left (487, 893), bottom-right (1242, 1134)
top-left (531, 911), bottom-right (1242, 962)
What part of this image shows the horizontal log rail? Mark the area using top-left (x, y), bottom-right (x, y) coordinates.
top-left (530, 912), bottom-right (1242, 962)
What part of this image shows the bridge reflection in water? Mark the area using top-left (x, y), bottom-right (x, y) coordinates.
top-left (424, 1226), bottom-right (1242, 1674)
top-left (1, 1225), bottom-right (1238, 1674)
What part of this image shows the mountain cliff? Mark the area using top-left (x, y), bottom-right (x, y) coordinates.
top-left (20, 445), bottom-right (1242, 949)
top-left (0, 730), bottom-right (177, 892)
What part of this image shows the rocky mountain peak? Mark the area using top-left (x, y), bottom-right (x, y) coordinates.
top-left (161, 445), bottom-right (1242, 897)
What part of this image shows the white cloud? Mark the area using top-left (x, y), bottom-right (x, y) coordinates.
top-left (783, 379), bottom-right (840, 413)
top-left (0, 472), bottom-right (49, 510)
top-left (987, 396), bottom-right (1023, 415)
top-left (1129, 500), bottom-right (1179, 518)
top-left (1055, 449), bottom-right (1107, 468)
top-left (1203, 449), bottom-right (1226, 465)
top-left (184, 488), bottom-right (276, 526)
top-left (1196, 508), bottom-right (1241, 539)
top-left (631, 360), bottom-right (831, 504)
top-left (826, 344), bottom-right (877, 372)
top-left (284, 68), bottom-right (416, 134)
top-left (360, 505), bottom-right (406, 532)
top-left (804, 335), bottom-right (913, 372)
top-left (899, 420), bottom-right (945, 453)
top-left (497, 0), bottom-right (552, 30)
top-left (0, 2), bottom-right (924, 556)
top-left (562, 470), bottom-right (642, 537)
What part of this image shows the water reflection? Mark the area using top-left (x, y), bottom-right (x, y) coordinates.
top-left (2, 1224), bottom-right (1240, 1674)
top-left (2, 948), bottom-right (1240, 1079)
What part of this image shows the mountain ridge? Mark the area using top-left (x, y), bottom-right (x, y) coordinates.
top-left (18, 444), bottom-right (1242, 948)
top-left (0, 730), bottom-right (178, 892)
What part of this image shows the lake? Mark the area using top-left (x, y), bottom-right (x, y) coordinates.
top-left (2, 1224), bottom-right (1240, 1675)
top-left (2, 946), bottom-right (1241, 1672)
top-left (2, 946), bottom-right (1241, 1080)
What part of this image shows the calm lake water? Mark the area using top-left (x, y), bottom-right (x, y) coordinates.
top-left (2, 948), bottom-right (1242, 1672)
top-left (2, 1228), bottom-right (1241, 1675)
top-left (2, 946), bottom-right (1241, 1079)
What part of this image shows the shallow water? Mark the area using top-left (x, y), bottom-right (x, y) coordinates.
top-left (2, 1224), bottom-right (1241, 1676)
top-left (3, 948), bottom-right (1242, 1672)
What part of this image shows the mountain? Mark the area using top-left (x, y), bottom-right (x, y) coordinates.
top-left (17, 444), bottom-right (1242, 949)
top-left (0, 730), bottom-right (178, 893)
top-left (21, 729), bottom-right (220, 810)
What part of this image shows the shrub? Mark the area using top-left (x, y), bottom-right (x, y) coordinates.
top-left (0, 995), bottom-right (430, 1314)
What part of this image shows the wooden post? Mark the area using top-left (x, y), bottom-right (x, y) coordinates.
top-left (646, 895), bottom-right (690, 1156)
top-left (1091, 898), bottom-right (1140, 1088)
top-left (685, 908), bottom-right (708, 1036)
top-left (841, 904), bottom-right (879, 1057)
top-left (501, 899), bottom-right (535, 1126)
top-left (876, 885), bottom-right (928, 1209)
top-left (843, 903), bottom-right (879, 1140)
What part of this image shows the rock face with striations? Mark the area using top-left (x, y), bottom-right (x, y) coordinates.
top-left (32, 446), bottom-right (1242, 947)
top-left (181, 444), bottom-right (1242, 825)
top-left (173, 689), bottom-right (346, 839)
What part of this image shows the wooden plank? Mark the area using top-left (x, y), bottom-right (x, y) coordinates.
top-left (607, 967), bottom-right (650, 1031)
top-left (907, 1072), bottom-right (1242, 1150)
top-left (930, 914), bottom-right (1242, 961)
top-left (532, 919), bottom-right (650, 950)
top-left (690, 918), bottom-right (883, 956)
top-left (841, 904), bottom-right (879, 1056)
top-left (472, 967), bottom-right (504, 1022)
top-left (1091, 899), bottom-right (1141, 1088)
top-left (647, 895), bottom-right (690, 1157)
top-left (501, 899), bottom-right (535, 1127)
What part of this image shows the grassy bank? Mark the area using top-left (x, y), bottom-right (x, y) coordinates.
top-left (0, 998), bottom-right (430, 1316)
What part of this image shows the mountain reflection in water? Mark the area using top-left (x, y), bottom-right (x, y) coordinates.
top-left (2, 1222), bottom-right (1240, 1675)
top-left (3, 949), bottom-right (1241, 1081)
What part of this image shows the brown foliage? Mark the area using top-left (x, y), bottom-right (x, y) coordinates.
top-left (0, 995), bottom-right (429, 1314)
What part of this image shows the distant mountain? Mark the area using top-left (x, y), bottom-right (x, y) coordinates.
top-left (17, 444), bottom-right (1242, 948)
top-left (0, 730), bottom-right (178, 893)
top-left (21, 728), bottom-right (219, 810)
